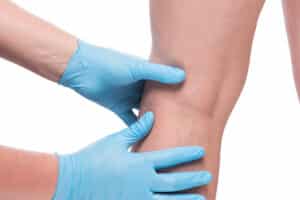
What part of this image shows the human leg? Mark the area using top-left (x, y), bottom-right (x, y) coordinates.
top-left (134, 1), bottom-right (265, 199)
top-left (283, 0), bottom-right (300, 99)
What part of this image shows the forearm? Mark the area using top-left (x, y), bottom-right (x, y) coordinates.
top-left (0, 0), bottom-right (77, 81)
top-left (0, 146), bottom-right (57, 200)
top-left (134, 0), bottom-right (265, 199)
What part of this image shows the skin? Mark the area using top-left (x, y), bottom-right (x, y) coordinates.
top-left (0, 1), bottom-right (76, 199)
top-left (0, 0), bottom-right (77, 82)
top-left (0, 146), bottom-right (57, 200)
top-left (134, 0), bottom-right (265, 199)
top-left (2, 0), bottom-right (298, 199)
top-left (283, 0), bottom-right (300, 99)
top-left (0, 1), bottom-right (207, 199)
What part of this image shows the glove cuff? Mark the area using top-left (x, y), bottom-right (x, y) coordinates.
top-left (52, 154), bottom-right (74, 200)
top-left (58, 39), bottom-right (86, 87)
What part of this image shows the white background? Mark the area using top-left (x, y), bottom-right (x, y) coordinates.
top-left (1, 1), bottom-right (299, 199)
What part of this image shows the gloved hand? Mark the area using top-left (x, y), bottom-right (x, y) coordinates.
top-left (59, 40), bottom-right (185, 125)
top-left (52, 112), bottom-right (212, 200)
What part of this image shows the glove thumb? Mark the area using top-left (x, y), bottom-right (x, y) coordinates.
top-left (120, 112), bottom-right (154, 147)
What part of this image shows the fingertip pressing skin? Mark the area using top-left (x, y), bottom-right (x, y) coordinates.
top-left (152, 171), bottom-right (212, 192)
top-left (129, 111), bottom-right (154, 135)
top-left (140, 62), bottom-right (186, 84)
top-left (118, 111), bottom-right (138, 126)
top-left (144, 146), bottom-right (206, 170)
top-left (135, 1), bottom-right (266, 199)
top-left (58, 40), bottom-right (184, 126)
top-left (119, 112), bottom-right (155, 146)
top-left (53, 111), bottom-right (210, 200)
top-left (0, 1), bottom-right (208, 200)
top-left (143, 111), bottom-right (155, 124)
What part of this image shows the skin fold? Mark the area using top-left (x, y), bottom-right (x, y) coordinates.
top-left (134, 1), bottom-right (265, 199)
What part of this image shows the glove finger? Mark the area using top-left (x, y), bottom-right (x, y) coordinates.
top-left (151, 171), bottom-right (212, 193)
top-left (133, 103), bottom-right (141, 110)
top-left (120, 112), bottom-right (154, 147)
top-left (153, 194), bottom-right (206, 200)
top-left (118, 110), bottom-right (138, 126)
top-left (142, 146), bottom-right (205, 170)
top-left (132, 61), bottom-right (185, 84)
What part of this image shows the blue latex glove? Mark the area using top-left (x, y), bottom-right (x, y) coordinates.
top-left (59, 40), bottom-right (185, 125)
top-left (53, 112), bottom-right (212, 200)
